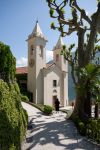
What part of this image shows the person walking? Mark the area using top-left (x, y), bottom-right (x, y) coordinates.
top-left (55, 98), bottom-right (60, 113)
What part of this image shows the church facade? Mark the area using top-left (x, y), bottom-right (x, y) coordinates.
top-left (17, 21), bottom-right (68, 107)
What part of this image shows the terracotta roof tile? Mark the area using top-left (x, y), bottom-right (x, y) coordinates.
top-left (16, 67), bottom-right (28, 74)
top-left (46, 60), bottom-right (54, 68)
top-left (16, 60), bottom-right (54, 74)
top-left (46, 62), bottom-right (55, 68)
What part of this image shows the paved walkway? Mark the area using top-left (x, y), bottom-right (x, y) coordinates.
top-left (21, 102), bottom-right (100, 150)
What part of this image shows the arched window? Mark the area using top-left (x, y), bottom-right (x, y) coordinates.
top-left (53, 80), bottom-right (57, 87)
top-left (56, 54), bottom-right (59, 61)
top-left (30, 45), bottom-right (34, 55)
top-left (53, 89), bottom-right (57, 93)
top-left (40, 45), bottom-right (43, 57)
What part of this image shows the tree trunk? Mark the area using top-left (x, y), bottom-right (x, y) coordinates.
top-left (77, 28), bottom-right (85, 67)
top-left (72, 93), bottom-right (91, 120)
top-left (85, 100), bottom-right (91, 118)
top-left (84, 81), bottom-right (91, 118)
top-left (72, 93), bottom-right (85, 119)
top-left (71, 29), bottom-right (86, 119)
top-left (95, 103), bottom-right (99, 119)
top-left (72, 80), bottom-right (92, 120)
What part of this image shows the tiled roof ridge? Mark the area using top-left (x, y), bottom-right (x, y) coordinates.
top-left (16, 66), bottom-right (27, 74)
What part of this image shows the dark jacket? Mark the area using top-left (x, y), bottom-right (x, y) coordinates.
top-left (55, 99), bottom-right (60, 111)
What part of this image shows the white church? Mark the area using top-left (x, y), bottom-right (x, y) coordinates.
top-left (17, 21), bottom-right (69, 107)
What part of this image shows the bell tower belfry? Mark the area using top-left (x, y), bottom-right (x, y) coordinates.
top-left (53, 36), bottom-right (68, 106)
top-left (53, 36), bottom-right (68, 72)
top-left (27, 21), bottom-right (47, 103)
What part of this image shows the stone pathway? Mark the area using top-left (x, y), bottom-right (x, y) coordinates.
top-left (21, 102), bottom-right (100, 150)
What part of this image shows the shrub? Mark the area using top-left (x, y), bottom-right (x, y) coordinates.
top-left (72, 116), bottom-right (81, 127)
top-left (43, 105), bottom-right (53, 115)
top-left (73, 115), bottom-right (100, 143)
top-left (78, 122), bottom-right (86, 135)
top-left (86, 119), bottom-right (100, 143)
top-left (0, 80), bottom-right (28, 150)
top-left (21, 90), bottom-right (31, 99)
top-left (21, 95), bottom-right (29, 102)
top-left (72, 115), bottom-right (86, 136)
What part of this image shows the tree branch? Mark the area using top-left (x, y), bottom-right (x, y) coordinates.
top-left (58, 0), bottom-right (67, 9)
top-left (85, 5), bottom-right (100, 64)
top-left (71, 63), bottom-right (77, 85)
top-left (73, 0), bottom-right (92, 25)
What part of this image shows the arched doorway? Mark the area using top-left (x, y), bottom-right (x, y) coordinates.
top-left (52, 89), bottom-right (57, 106)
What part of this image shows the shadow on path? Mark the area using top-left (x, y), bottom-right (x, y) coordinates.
top-left (22, 102), bottom-right (100, 150)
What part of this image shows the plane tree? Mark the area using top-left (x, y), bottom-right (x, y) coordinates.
top-left (46, 0), bottom-right (100, 119)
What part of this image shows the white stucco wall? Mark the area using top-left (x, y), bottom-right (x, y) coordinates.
top-left (53, 48), bottom-right (68, 72)
top-left (43, 65), bottom-right (68, 107)
top-left (27, 36), bottom-right (47, 104)
top-left (35, 38), bottom-right (46, 104)
top-left (63, 72), bottom-right (68, 106)
top-left (27, 37), bottom-right (36, 100)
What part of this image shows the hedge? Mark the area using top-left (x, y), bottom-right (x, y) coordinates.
top-left (21, 95), bottom-right (29, 102)
top-left (43, 105), bottom-right (53, 115)
top-left (73, 115), bottom-right (100, 143)
top-left (0, 80), bottom-right (28, 150)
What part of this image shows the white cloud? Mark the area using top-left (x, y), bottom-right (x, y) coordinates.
top-left (46, 50), bottom-right (53, 62)
top-left (16, 51), bottom-right (53, 67)
top-left (86, 11), bottom-right (89, 16)
top-left (16, 57), bottom-right (28, 67)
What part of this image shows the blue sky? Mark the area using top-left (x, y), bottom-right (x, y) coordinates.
top-left (0, 0), bottom-right (97, 66)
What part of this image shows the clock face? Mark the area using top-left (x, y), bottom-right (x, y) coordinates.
top-left (29, 59), bottom-right (34, 67)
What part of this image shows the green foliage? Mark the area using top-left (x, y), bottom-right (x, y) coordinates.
top-left (50, 8), bottom-right (54, 17)
top-left (27, 102), bottom-right (44, 112)
top-left (78, 122), bottom-right (86, 135)
top-left (87, 119), bottom-right (100, 143)
top-left (43, 105), bottom-right (53, 115)
top-left (21, 90), bottom-right (31, 99)
top-left (72, 116), bottom-right (86, 135)
top-left (61, 45), bottom-right (67, 58)
top-left (68, 44), bottom-right (75, 51)
top-left (0, 42), bottom-right (16, 82)
top-left (97, 0), bottom-right (100, 3)
top-left (72, 115), bottom-right (81, 126)
top-left (16, 74), bottom-right (27, 82)
top-left (61, 44), bottom-right (76, 65)
top-left (24, 102), bottom-right (53, 115)
top-left (51, 22), bottom-right (55, 29)
top-left (61, 8), bottom-right (65, 14)
top-left (73, 115), bottom-right (100, 143)
top-left (0, 80), bottom-right (28, 150)
top-left (21, 94), bottom-right (29, 102)
top-left (62, 45), bottom-right (66, 50)
top-left (16, 74), bottom-right (30, 98)
top-left (76, 63), bottom-right (100, 101)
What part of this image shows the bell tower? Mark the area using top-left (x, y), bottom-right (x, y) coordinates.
top-left (53, 36), bottom-right (68, 105)
top-left (53, 36), bottom-right (68, 72)
top-left (27, 21), bottom-right (47, 103)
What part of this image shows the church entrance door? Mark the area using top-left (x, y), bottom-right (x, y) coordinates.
top-left (52, 95), bottom-right (57, 106)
